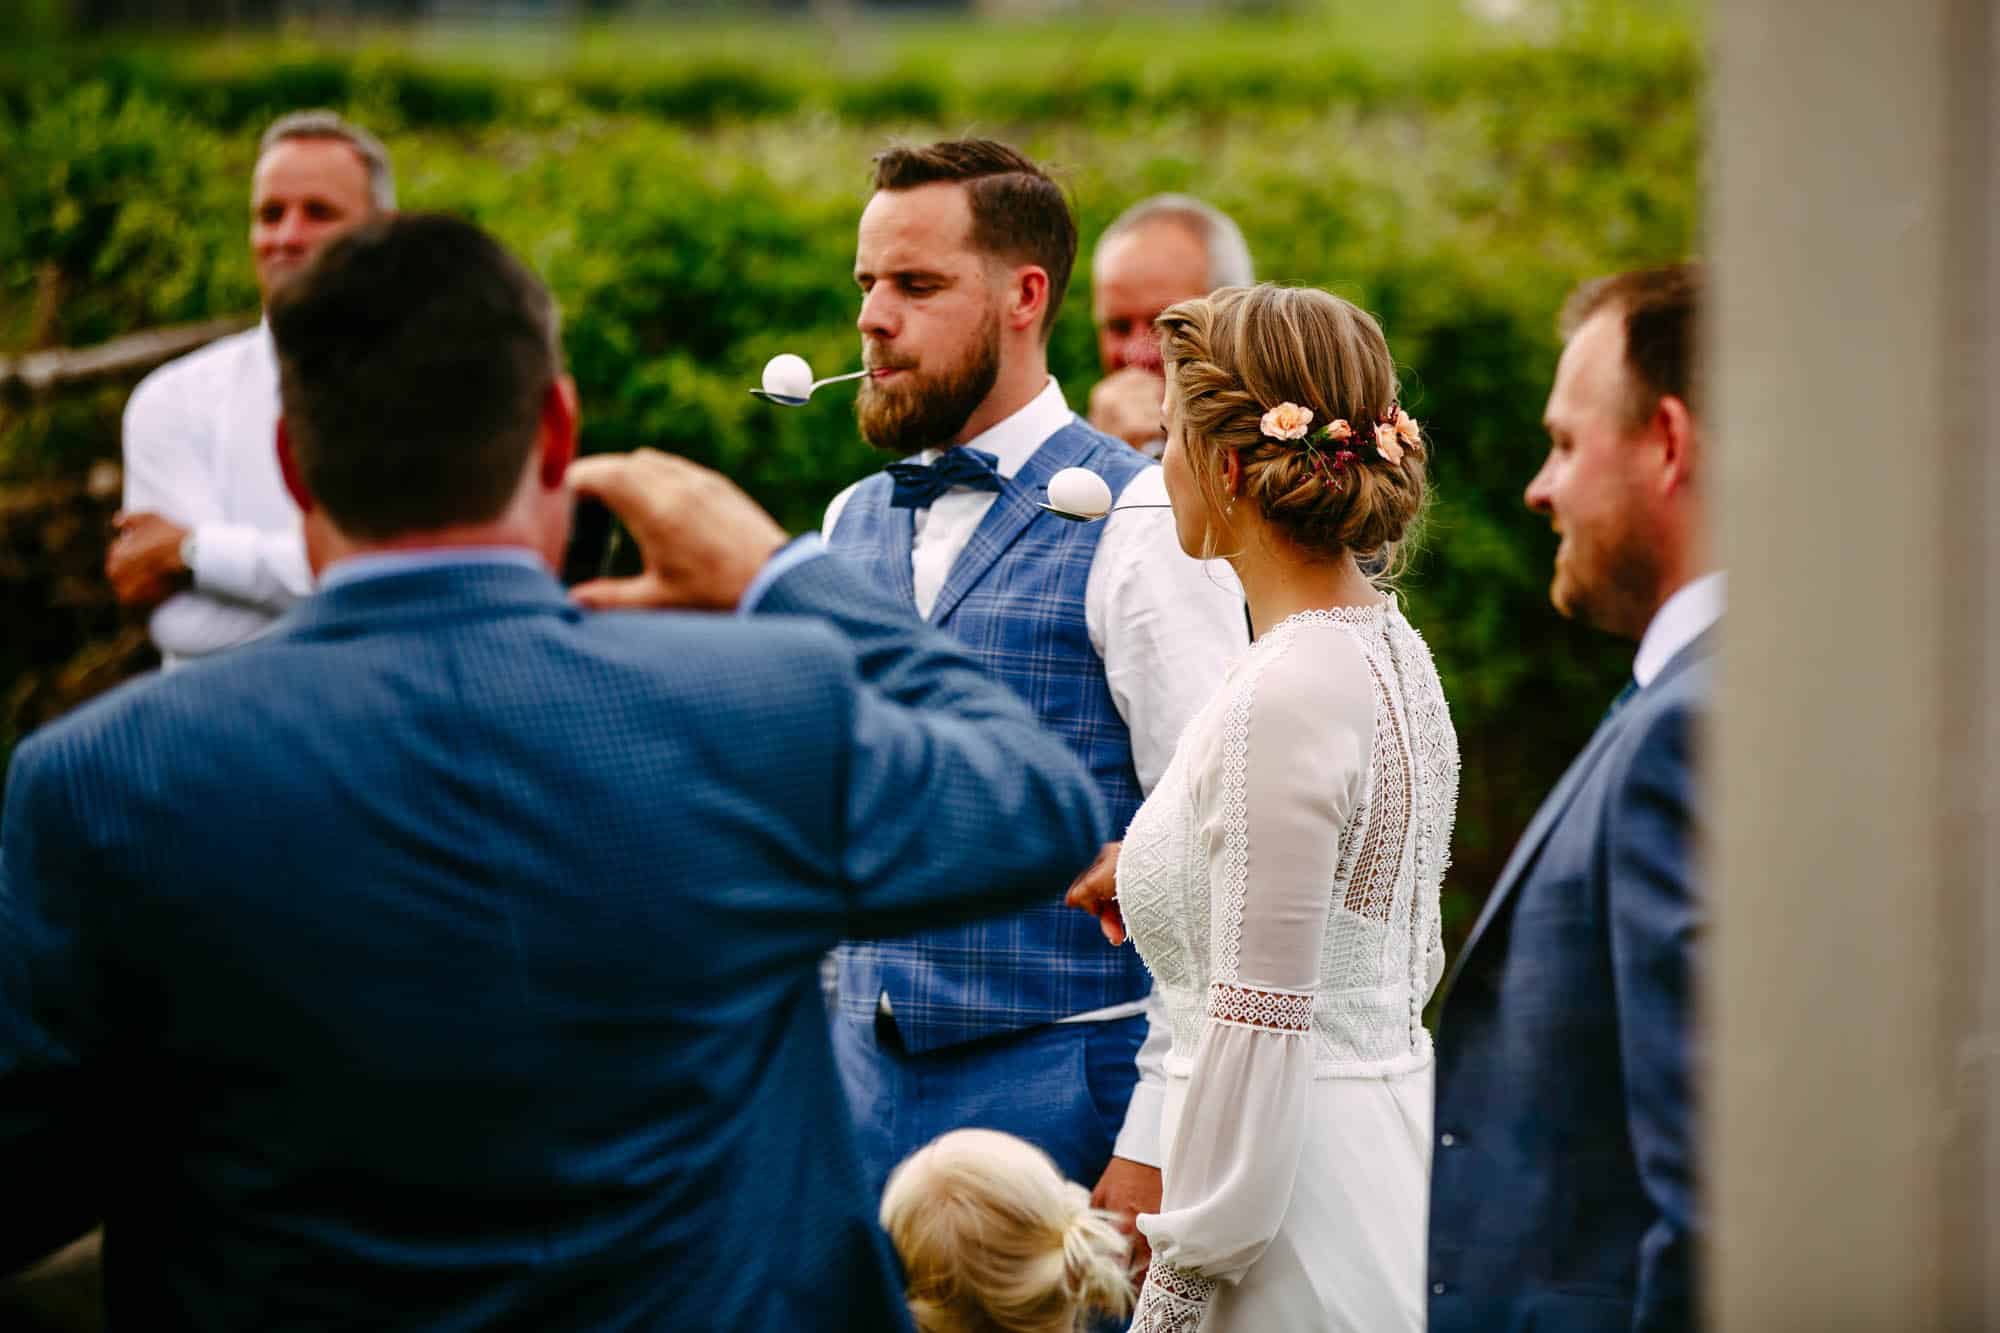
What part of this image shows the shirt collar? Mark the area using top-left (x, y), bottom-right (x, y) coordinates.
top-left (1634, 570), bottom-right (1726, 686)
top-left (921, 378), bottom-right (1073, 478)
top-left (318, 546), bottom-right (549, 591)
top-left (251, 319), bottom-right (277, 374)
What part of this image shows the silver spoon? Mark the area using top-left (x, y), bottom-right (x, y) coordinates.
top-left (1037, 502), bottom-right (1175, 523)
top-left (747, 369), bottom-right (877, 406)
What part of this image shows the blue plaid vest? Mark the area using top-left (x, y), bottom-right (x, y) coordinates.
top-left (827, 419), bottom-right (1155, 1051)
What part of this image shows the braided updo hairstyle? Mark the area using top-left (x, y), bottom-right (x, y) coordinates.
top-left (1156, 284), bottom-right (1428, 573)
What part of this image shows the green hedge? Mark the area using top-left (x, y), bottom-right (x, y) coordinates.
top-left (1, 8), bottom-right (1698, 134)
top-left (0, 9), bottom-right (1699, 932)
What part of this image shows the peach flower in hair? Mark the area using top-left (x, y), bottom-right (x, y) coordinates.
top-left (1326, 419), bottom-right (1354, 442)
top-left (1260, 402), bottom-right (1314, 441)
top-left (1373, 421), bottom-right (1405, 466)
top-left (1394, 408), bottom-right (1422, 450)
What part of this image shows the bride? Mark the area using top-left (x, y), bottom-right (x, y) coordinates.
top-left (1072, 284), bottom-right (1459, 1331)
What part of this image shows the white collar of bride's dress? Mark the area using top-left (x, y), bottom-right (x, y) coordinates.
top-left (1263, 602), bottom-right (1390, 636)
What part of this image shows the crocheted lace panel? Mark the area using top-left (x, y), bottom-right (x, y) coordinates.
top-left (1121, 604), bottom-right (1460, 1074)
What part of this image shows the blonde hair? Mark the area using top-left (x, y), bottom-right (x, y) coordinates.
top-left (880, 1130), bottom-right (1134, 1333)
top-left (1156, 283), bottom-right (1429, 576)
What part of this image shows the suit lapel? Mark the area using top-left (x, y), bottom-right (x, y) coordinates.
top-left (1444, 623), bottom-right (1720, 999)
top-left (828, 475), bottom-right (920, 611)
top-left (1440, 696), bottom-right (1634, 1006)
top-left (1655, 623), bottom-right (1718, 689)
top-left (927, 425), bottom-right (1086, 626)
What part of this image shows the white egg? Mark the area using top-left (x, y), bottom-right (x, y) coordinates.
top-left (761, 353), bottom-right (815, 400)
top-left (1047, 467), bottom-right (1113, 518)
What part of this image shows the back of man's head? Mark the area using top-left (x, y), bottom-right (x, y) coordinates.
top-left (269, 213), bottom-right (561, 541)
top-left (870, 138), bottom-right (1077, 338)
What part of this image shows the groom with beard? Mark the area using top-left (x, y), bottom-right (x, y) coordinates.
top-left (821, 139), bottom-right (1247, 1257)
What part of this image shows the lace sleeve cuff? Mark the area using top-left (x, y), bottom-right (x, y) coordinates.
top-left (1132, 1262), bottom-right (1217, 1332)
top-left (1207, 979), bottom-right (1313, 1035)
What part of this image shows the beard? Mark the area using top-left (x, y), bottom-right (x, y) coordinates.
top-left (1551, 525), bottom-right (1662, 640)
top-left (857, 310), bottom-right (1002, 455)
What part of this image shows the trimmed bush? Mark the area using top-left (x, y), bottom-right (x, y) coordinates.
top-left (0, 8), bottom-right (1699, 933)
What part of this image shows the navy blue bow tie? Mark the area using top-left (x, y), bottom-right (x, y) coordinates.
top-left (887, 448), bottom-right (1003, 509)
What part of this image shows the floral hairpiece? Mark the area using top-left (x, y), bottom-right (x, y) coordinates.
top-left (1258, 402), bottom-right (1423, 487)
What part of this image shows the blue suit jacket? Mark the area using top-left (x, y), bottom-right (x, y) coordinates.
top-left (0, 553), bottom-right (1109, 1331)
top-left (1428, 630), bottom-right (1713, 1333)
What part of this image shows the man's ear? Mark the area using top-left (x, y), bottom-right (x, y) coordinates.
top-left (276, 419), bottom-right (314, 514)
top-left (538, 375), bottom-right (580, 490)
top-left (1004, 264), bottom-right (1051, 335)
top-left (1653, 393), bottom-right (1698, 496)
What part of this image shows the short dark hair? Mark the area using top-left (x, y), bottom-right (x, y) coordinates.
top-left (871, 138), bottom-right (1076, 338)
top-left (1560, 261), bottom-right (1705, 428)
top-left (268, 213), bottom-right (561, 540)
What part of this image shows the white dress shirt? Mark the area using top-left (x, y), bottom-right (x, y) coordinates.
top-left (121, 323), bottom-right (312, 666)
top-left (1634, 571), bottom-right (1726, 687)
top-left (824, 378), bottom-right (1247, 1166)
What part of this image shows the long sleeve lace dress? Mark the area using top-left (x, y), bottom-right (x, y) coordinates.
top-left (1118, 603), bottom-right (1460, 1332)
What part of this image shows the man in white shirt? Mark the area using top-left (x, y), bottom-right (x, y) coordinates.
top-left (820, 140), bottom-right (1246, 1244)
top-left (1086, 195), bottom-right (1254, 456)
top-left (106, 111), bottom-right (395, 665)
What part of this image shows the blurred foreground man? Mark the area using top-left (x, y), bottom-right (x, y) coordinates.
top-left (0, 214), bottom-right (1110, 1330)
top-left (109, 111), bottom-right (392, 664)
top-left (821, 141), bottom-right (1247, 1263)
top-left (1086, 194), bottom-right (1253, 454)
top-left (1428, 264), bottom-right (1716, 1332)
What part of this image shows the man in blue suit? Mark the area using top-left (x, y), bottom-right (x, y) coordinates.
top-left (1428, 263), bottom-right (1717, 1333)
top-left (0, 214), bottom-right (1110, 1330)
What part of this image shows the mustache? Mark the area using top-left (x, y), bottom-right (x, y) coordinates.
top-left (863, 349), bottom-right (919, 373)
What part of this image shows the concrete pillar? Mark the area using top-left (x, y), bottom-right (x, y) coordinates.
top-left (1709, 1), bottom-right (1996, 1327)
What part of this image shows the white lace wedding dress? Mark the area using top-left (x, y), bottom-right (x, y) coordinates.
top-left (1119, 602), bottom-right (1460, 1332)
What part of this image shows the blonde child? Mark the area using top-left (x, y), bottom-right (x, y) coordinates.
top-left (880, 1129), bottom-right (1135, 1333)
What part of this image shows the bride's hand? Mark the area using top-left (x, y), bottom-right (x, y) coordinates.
top-left (1063, 841), bottom-right (1126, 946)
